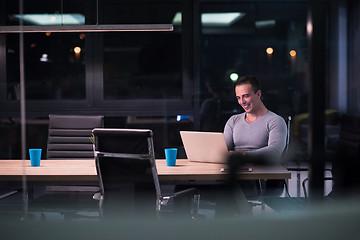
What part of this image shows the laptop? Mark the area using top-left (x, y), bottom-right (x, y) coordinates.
top-left (180, 131), bottom-right (229, 164)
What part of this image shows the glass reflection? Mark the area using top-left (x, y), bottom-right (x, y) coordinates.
top-left (6, 33), bottom-right (86, 100)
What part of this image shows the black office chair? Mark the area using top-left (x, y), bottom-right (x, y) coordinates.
top-left (45, 114), bottom-right (103, 190)
top-left (258, 116), bottom-right (292, 198)
top-left (27, 115), bottom-right (104, 220)
top-left (245, 116), bottom-right (293, 210)
top-left (92, 128), bottom-right (200, 219)
top-left (0, 188), bottom-right (23, 220)
top-left (303, 114), bottom-right (360, 199)
top-left (278, 115), bottom-right (293, 197)
top-left (47, 114), bottom-right (104, 159)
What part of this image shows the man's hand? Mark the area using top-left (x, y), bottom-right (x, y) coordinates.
top-left (228, 150), bottom-right (246, 156)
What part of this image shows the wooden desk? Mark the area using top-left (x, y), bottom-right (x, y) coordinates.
top-left (0, 160), bottom-right (97, 182)
top-left (0, 159), bottom-right (291, 182)
top-left (156, 159), bottom-right (291, 181)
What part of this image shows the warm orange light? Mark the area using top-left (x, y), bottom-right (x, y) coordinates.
top-left (45, 32), bottom-right (51, 36)
top-left (290, 50), bottom-right (296, 57)
top-left (79, 33), bottom-right (85, 40)
top-left (266, 47), bottom-right (273, 55)
top-left (30, 43), bottom-right (36, 48)
top-left (74, 47), bottom-right (81, 54)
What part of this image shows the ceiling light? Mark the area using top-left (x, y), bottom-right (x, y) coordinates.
top-left (13, 13), bottom-right (85, 25)
top-left (40, 54), bottom-right (49, 62)
top-left (172, 12), bottom-right (182, 25)
top-left (202, 13), bottom-right (245, 26)
top-left (255, 20), bottom-right (276, 29)
top-left (289, 50), bottom-right (296, 57)
top-left (172, 12), bottom-right (245, 26)
top-left (266, 47), bottom-right (274, 55)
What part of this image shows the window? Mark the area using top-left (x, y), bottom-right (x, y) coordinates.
top-left (101, 1), bottom-right (183, 100)
top-left (199, 2), bottom-right (309, 118)
top-left (6, 32), bottom-right (86, 100)
top-left (103, 31), bottom-right (182, 100)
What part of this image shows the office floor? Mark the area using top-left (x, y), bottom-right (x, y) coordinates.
top-left (196, 167), bottom-right (334, 219)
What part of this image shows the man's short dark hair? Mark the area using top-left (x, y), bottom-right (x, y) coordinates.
top-left (234, 75), bottom-right (261, 94)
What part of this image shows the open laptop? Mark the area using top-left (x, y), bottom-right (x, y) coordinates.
top-left (180, 131), bottom-right (229, 164)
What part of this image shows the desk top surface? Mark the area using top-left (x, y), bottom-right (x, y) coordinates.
top-left (156, 159), bottom-right (291, 181)
top-left (0, 159), bottom-right (290, 181)
top-left (0, 159), bottom-right (97, 181)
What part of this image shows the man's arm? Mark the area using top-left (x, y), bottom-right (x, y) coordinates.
top-left (246, 116), bottom-right (287, 162)
top-left (223, 116), bottom-right (235, 151)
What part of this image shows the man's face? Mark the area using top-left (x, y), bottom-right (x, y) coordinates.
top-left (235, 83), bottom-right (261, 113)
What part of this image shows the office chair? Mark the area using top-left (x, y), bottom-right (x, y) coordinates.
top-left (246, 116), bottom-right (293, 210)
top-left (44, 114), bottom-right (104, 192)
top-left (47, 114), bottom-right (104, 159)
top-left (302, 114), bottom-right (360, 200)
top-left (281, 116), bottom-right (292, 197)
top-left (258, 116), bottom-right (292, 198)
top-left (27, 115), bottom-right (104, 220)
top-left (92, 128), bottom-right (200, 219)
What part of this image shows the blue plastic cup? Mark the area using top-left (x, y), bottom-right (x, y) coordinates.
top-left (165, 148), bottom-right (177, 166)
top-left (29, 149), bottom-right (42, 167)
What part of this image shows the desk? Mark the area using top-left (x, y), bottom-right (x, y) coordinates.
top-left (0, 160), bottom-right (97, 182)
top-left (0, 159), bottom-right (290, 182)
top-left (156, 159), bottom-right (291, 181)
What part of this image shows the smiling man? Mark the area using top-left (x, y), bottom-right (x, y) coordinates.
top-left (224, 75), bottom-right (287, 163)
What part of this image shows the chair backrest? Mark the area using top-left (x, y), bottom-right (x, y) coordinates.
top-left (92, 128), bottom-right (159, 216)
top-left (46, 115), bottom-right (104, 159)
top-left (280, 116), bottom-right (292, 164)
top-left (338, 114), bottom-right (360, 157)
top-left (92, 128), bottom-right (160, 195)
top-left (200, 96), bottom-right (240, 132)
top-left (330, 114), bottom-right (360, 195)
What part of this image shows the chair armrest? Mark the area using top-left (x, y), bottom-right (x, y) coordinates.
top-left (160, 187), bottom-right (200, 219)
top-left (161, 187), bottom-right (200, 204)
top-left (0, 190), bottom-right (19, 200)
top-left (171, 187), bottom-right (199, 198)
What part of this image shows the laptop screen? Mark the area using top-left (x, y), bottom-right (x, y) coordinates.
top-left (180, 131), bottom-right (229, 163)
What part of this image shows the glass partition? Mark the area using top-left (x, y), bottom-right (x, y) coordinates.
top-left (1, 0), bottom-right (360, 222)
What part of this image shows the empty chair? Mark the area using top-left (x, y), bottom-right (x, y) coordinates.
top-left (27, 115), bottom-right (104, 220)
top-left (333, 114), bottom-right (360, 196)
top-left (92, 128), bottom-right (200, 219)
top-left (47, 114), bottom-right (104, 159)
top-left (45, 114), bottom-right (104, 191)
top-left (303, 114), bottom-right (360, 199)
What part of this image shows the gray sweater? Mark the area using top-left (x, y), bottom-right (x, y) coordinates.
top-left (224, 111), bottom-right (287, 162)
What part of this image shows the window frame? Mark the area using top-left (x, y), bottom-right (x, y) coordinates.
top-left (0, 0), bottom-right (195, 118)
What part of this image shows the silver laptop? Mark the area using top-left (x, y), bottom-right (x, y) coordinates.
top-left (180, 131), bottom-right (229, 164)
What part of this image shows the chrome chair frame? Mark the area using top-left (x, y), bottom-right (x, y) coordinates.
top-left (93, 128), bottom-right (200, 219)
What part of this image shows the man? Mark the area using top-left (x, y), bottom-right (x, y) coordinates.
top-left (223, 75), bottom-right (287, 198)
top-left (224, 75), bottom-right (287, 163)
